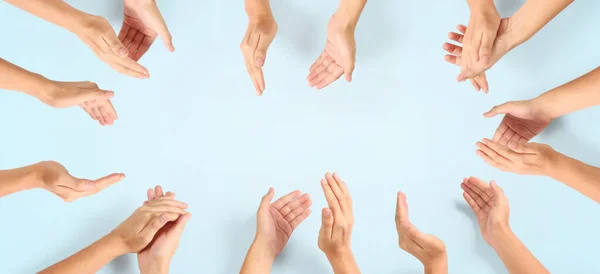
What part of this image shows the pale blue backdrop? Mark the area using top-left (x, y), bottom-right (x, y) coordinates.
top-left (0, 0), bottom-right (599, 273)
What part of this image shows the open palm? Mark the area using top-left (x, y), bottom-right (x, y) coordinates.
top-left (461, 177), bottom-right (509, 246)
top-left (307, 15), bottom-right (356, 90)
top-left (484, 100), bottom-right (552, 145)
top-left (119, 0), bottom-right (173, 61)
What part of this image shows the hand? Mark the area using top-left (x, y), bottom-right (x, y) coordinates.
top-left (307, 15), bottom-right (356, 90)
top-left (476, 139), bottom-right (557, 176)
top-left (395, 192), bottom-right (447, 270)
top-left (484, 100), bottom-right (553, 144)
top-left (138, 186), bottom-right (191, 274)
top-left (34, 161), bottom-right (125, 202)
top-left (110, 195), bottom-right (188, 254)
top-left (119, 0), bottom-right (174, 61)
top-left (461, 177), bottom-right (510, 246)
top-left (443, 25), bottom-right (489, 93)
top-left (318, 172), bottom-right (354, 257)
top-left (240, 14), bottom-right (277, 95)
top-left (75, 15), bottom-right (149, 79)
top-left (460, 2), bottom-right (501, 81)
top-left (253, 187), bottom-right (312, 256)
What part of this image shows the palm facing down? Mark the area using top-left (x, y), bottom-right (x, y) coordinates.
top-left (307, 15), bottom-right (356, 90)
top-left (461, 177), bottom-right (509, 246)
top-left (484, 100), bottom-right (552, 145)
top-left (257, 188), bottom-right (312, 255)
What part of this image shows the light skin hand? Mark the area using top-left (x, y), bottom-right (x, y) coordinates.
top-left (483, 100), bottom-right (553, 145)
top-left (119, 0), bottom-right (174, 61)
top-left (319, 172), bottom-right (360, 274)
top-left (443, 25), bottom-right (489, 93)
top-left (475, 139), bottom-right (557, 176)
top-left (138, 186), bottom-right (191, 274)
top-left (395, 192), bottom-right (447, 274)
top-left (35, 161), bottom-right (125, 202)
top-left (461, 0), bottom-right (501, 81)
top-left (49, 81), bottom-right (119, 126)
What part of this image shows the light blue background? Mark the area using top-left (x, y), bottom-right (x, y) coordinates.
top-left (1, 0), bottom-right (599, 273)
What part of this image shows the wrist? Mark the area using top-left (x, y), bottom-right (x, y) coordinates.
top-left (424, 252), bottom-right (448, 274)
top-left (104, 231), bottom-right (131, 256)
top-left (325, 248), bottom-right (355, 266)
top-left (245, 0), bottom-right (273, 21)
top-left (468, 0), bottom-right (497, 13)
top-left (546, 150), bottom-right (569, 179)
top-left (489, 223), bottom-right (513, 248)
top-left (250, 236), bottom-right (276, 261)
top-left (139, 259), bottom-right (170, 274)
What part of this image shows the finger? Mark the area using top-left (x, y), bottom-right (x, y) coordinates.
top-left (279, 193), bottom-right (310, 217)
top-left (149, 6), bottom-right (175, 51)
top-left (289, 209), bottom-right (311, 230)
top-left (482, 138), bottom-right (521, 162)
top-left (479, 32), bottom-right (495, 65)
top-left (116, 58), bottom-right (150, 78)
top-left (244, 60), bottom-right (261, 93)
top-left (152, 186), bottom-right (163, 198)
top-left (259, 187), bottom-right (275, 211)
top-left (444, 54), bottom-right (458, 65)
top-left (98, 105), bottom-right (113, 126)
top-left (170, 213), bottom-right (192, 238)
top-left (127, 32), bottom-right (145, 59)
top-left (443, 43), bottom-right (462, 56)
top-left (121, 27), bottom-right (138, 49)
top-left (141, 213), bottom-right (181, 240)
top-left (271, 190), bottom-right (301, 210)
top-left (461, 182), bottom-right (486, 208)
top-left (508, 140), bottom-right (538, 154)
top-left (470, 79), bottom-right (481, 91)
top-left (321, 178), bottom-right (342, 217)
top-left (476, 142), bottom-right (512, 166)
top-left (253, 67), bottom-right (265, 94)
top-left (143, 204), bottom-right (188, 215)
top-left (309, 51), bottom-right (327, 72)
top-left (319, 208), bottom-right (333, 239)
top-left (103, 100), bottom-right (118, 121)
top-left (448, 32), bottom-right (464, 44)
top-left (284, 198), bottom-right (312, 222)
top-left (476, 149), bottom-right (509, 171)
top-left (91, 106), bottom-right (105, 126)
top-left (316, 66), bottom-right (344, 90)
top-left (342, 51), bottom-right (355, 82)
top-left (498, 128), bottom-right (517, 146)
top-left (147, 188), bottom-right (155, 201)
top-left (332, 172), bottom-right (350, 200)
top-left (492, 121), bottom-right (509, 143)
top-left (464, 177), bottom-right (492, 202)
top-left (457, 24), bottom-right (467, 34)
top-left (117, 22), bottom-right (131, 42)
top-left (490, 181), bottom-right (508, 204)
top-left (395, 192), bottom-right (411, 231)
top-left (90, 173), bottom-right (126, 193)
top-left (130, 36), bottom-right (156, 61)
top-left (463, 191), bottom-right (485, 220)
top-left (307, 57), bottom-right (334, 83)
top-left (255, 33), bottom-right (275, 68)
top-left (475, 73), bottom-right (489, 93)
top-left (325, 172), bottom-right (348, 214)
top-left (103, 33), bottom-right (129, 57)
top-left (147, 198), bottom-right (188, 209)
top-left (484, 102), bottom-right (514, 118)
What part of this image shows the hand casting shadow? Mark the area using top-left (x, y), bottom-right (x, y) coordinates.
top-left (541, 118), bottom-right (600, 166)
top-left (454, 203), bottom-right (507, 274)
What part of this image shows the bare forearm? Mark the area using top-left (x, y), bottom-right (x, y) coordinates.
top-left (140, 261), bottom-right (169, 274)
top-left (424, 254), bottom-right (448, 274)
top-left (335, 0), bottom-right (368, 28)
top-left (0, 163), bottom-right (41, 198)
top-left (491, 228), bottom-right (549, 274)
top-left (239, 240), bottom-right (275, 274)
top-left (38, 234), bottom-right (125, 274)
top-left (244, 0), bottom-right (273, 18)
top-left (0, 58), bottom-right (53, 100)
top-left (327, 251), bottom-right (361, 274)
top-left (534, 66), bottom-right (600, 118)
top-left (4, 0), bottom-right (89, 33)
top-left (508, 0), bottom-right (573, 48)
top-left (549, 152), bottom-right (600, 203)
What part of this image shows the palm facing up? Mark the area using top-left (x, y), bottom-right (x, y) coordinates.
top-left (257, 188), bottom-right (312, 255)
top-left (484, 100), bottom-right (552, 145)
top-left (461, 177), bottom-right (509, 246)
top-left (119, 0), bottom-right (173, 61)
top-left (307, 15), bottom-right (356, 90)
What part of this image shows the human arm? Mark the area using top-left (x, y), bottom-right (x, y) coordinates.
top-left (240, 187), bottom-right (312, 274)
top-left (318, 172), bottom-right (360, 274)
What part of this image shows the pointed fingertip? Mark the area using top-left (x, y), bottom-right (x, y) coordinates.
top-left (105, 91), bottom-right (115, 98)
top-left (255, 58), bottom-right (265, 68)
top-left (322, 208), bottom-right (331, 217)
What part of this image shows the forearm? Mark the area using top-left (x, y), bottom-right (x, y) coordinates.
top-left (491, 227), bottom-right (549, 274)
top-left (466, 0), bottom-right (496, 10)
top-left (507, 0), bottom-right (573, 49)
top-left (327, 251), bottom-right (361, 274)
top-left (244, 0), bottom-right (273, 19)
top-left (0, 58), bottom-right (53, 100)
top-left (549, 152), bottom-right (600, 203)
top-left (0, 163), bottom-right (41, 198)
top-left (424, 254), bottom-right (448, 274)
top-left (533, 66), bottom-right (600, 118)
top-left (38, 234), bottom-right (126, 274)
top-left (239, 240), bottom-right (275, 274)
top-left (4, 0), bottom-right (90, 34)
top-left (140, 260), bottom-right (170, 274)
top-left (335, 0), bottom-right (368, 28)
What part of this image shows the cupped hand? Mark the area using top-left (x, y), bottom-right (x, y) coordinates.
top-left (111, 195), bottom-right (188, 253)
top-left (119, 0), bottom-right (174, 61)
top-left (138, 186), bottom-right (191, 273)
top-left (443, 25), bottom-right (489, 92)
top-left (461, 177), bottom-right (510, 246)
top-left (255, 187), bottom-right (312, 256)
top-left (476, 139), bottom-right (557, 176)
top-left (307, 15), bottom-right (356, 90)
top-left (77, 15), bottom-right (149, 78)
top-left (460, 4), bottom-right (501, 81)
top-left (484, 100), bottom-right (552, 145)
top-left (35, 161), bottom-right (124, 202)
top-left (318, 172), bottom-right (354, 257)
top-left (240, 15), bottom-right (277, 95)
top-left (395, 192), bottom-right (446, 268)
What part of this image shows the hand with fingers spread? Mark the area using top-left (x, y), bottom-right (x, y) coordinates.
top-left (119, 0), bottom-right (174, 61)
top-left (240, 187), bottom-right (312, 274)
top-left (460, 177), bottom-right (549, 273)
top-left (395, 192), bottom-right (447, 274)
top-left (484, 100), bottom-right (552, 144)
top-left (241, 0), bottom-right (278, 95)
top-left (443, 25), bottom-right (489, 93)
top-left (39, 191), bottom-right (188, 274)
top-left (307, 15), bottom-right (356, 90)
top-left (138, 186), bottom-right (191, 274)
top-left (318, 172), bottom-right (361, 274)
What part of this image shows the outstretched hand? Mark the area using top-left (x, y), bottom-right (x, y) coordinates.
top-left (443, 25), bottom-right (489, 93)
top-left (240, 16), bottom-right (277, 95)
top-left (483, 100), bottom-right (552, 145)
top-left (476, 139), bottom-right (557, 176)
top-left (119, 0), bottom-right (174, 61)
top-left (460, 3), bottom-right (501, 82)
top-left (307, 15), bottom-right (356, 90)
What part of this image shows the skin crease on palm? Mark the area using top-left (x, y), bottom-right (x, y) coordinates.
top-left (45, 81), bottom-right (118, 126)
top-left (483, 100), bottom-right (553, 145)
top-left (460, 3), bottom-right (501, 82)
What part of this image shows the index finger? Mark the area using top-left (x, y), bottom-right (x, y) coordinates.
top-left (326, 172), bottom-right (348, 215)
top-left (321, 178), bottom-right (342, 218)
top-left (90, 173), bottom-right (126, 194)
top-left (395, 192), bottom-right (410, 230)
top-left (116, 57), bottom-right (149, 77)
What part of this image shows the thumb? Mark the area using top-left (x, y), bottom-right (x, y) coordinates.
top-left (341, 50), bottom-right (356, 82)
top-left (319, 208), bottom-right (333, 238)
top-left (72, 178), bottom-right (94, 192)
top-left (258, 187), bottom-right (274, 211)
top-left (483, 102), bottom-right (513, 118)
top-left (479, 32), bottom-right (496, 66)
top-left (150, 6), bottom-right (174, 52)
top-left (254, 34), bottom-right (275, 68)
top-left (76, 89), bottom-right (114, 103)
top-left (490, 181), bottom-right (508, 205)
top-left (171, 213), bottom-right (192, 237)
top-left (141, 213), bottom-right (179, 241)
top-left (508, 140), bottom-right (536, 154)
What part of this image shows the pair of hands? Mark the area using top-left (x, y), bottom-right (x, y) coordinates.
top-left (241, 12), bottom-right (356, 95)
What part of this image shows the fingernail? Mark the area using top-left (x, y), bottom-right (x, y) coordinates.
top-left (119, 48), bottom-right (128, 56)
top-left (106, 91), bottom-right (115, 98)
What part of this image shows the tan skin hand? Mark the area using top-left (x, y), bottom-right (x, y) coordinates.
top-left (241, 15), bottom-right (278, 95)
top-left (318, 172), bottom-right (354, 256)
top-left (119, 0), bottom-right (174, 61)
top-left (476, 139), bottom-right (557, 176)
top-left (77, 15), bottom-right (149, 79)
top-left (461, 177), bottom-right (510, 246)
top-left (483, 100), bottom-right (553, 145)
top-left (395, 192), bottom-right (446, 267)
top-left (443, 25), bottom-right (489, 93)
top-left (138, 186), bottom-right (191, 271)
top-left (255, 187), bottom-right (312, 256)
top-left (461, 5), bottom-right (501, 80)
top-left (308, 15), bottom-right (356, 90)
top-left (35, 161), bottom-right (125, 202)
